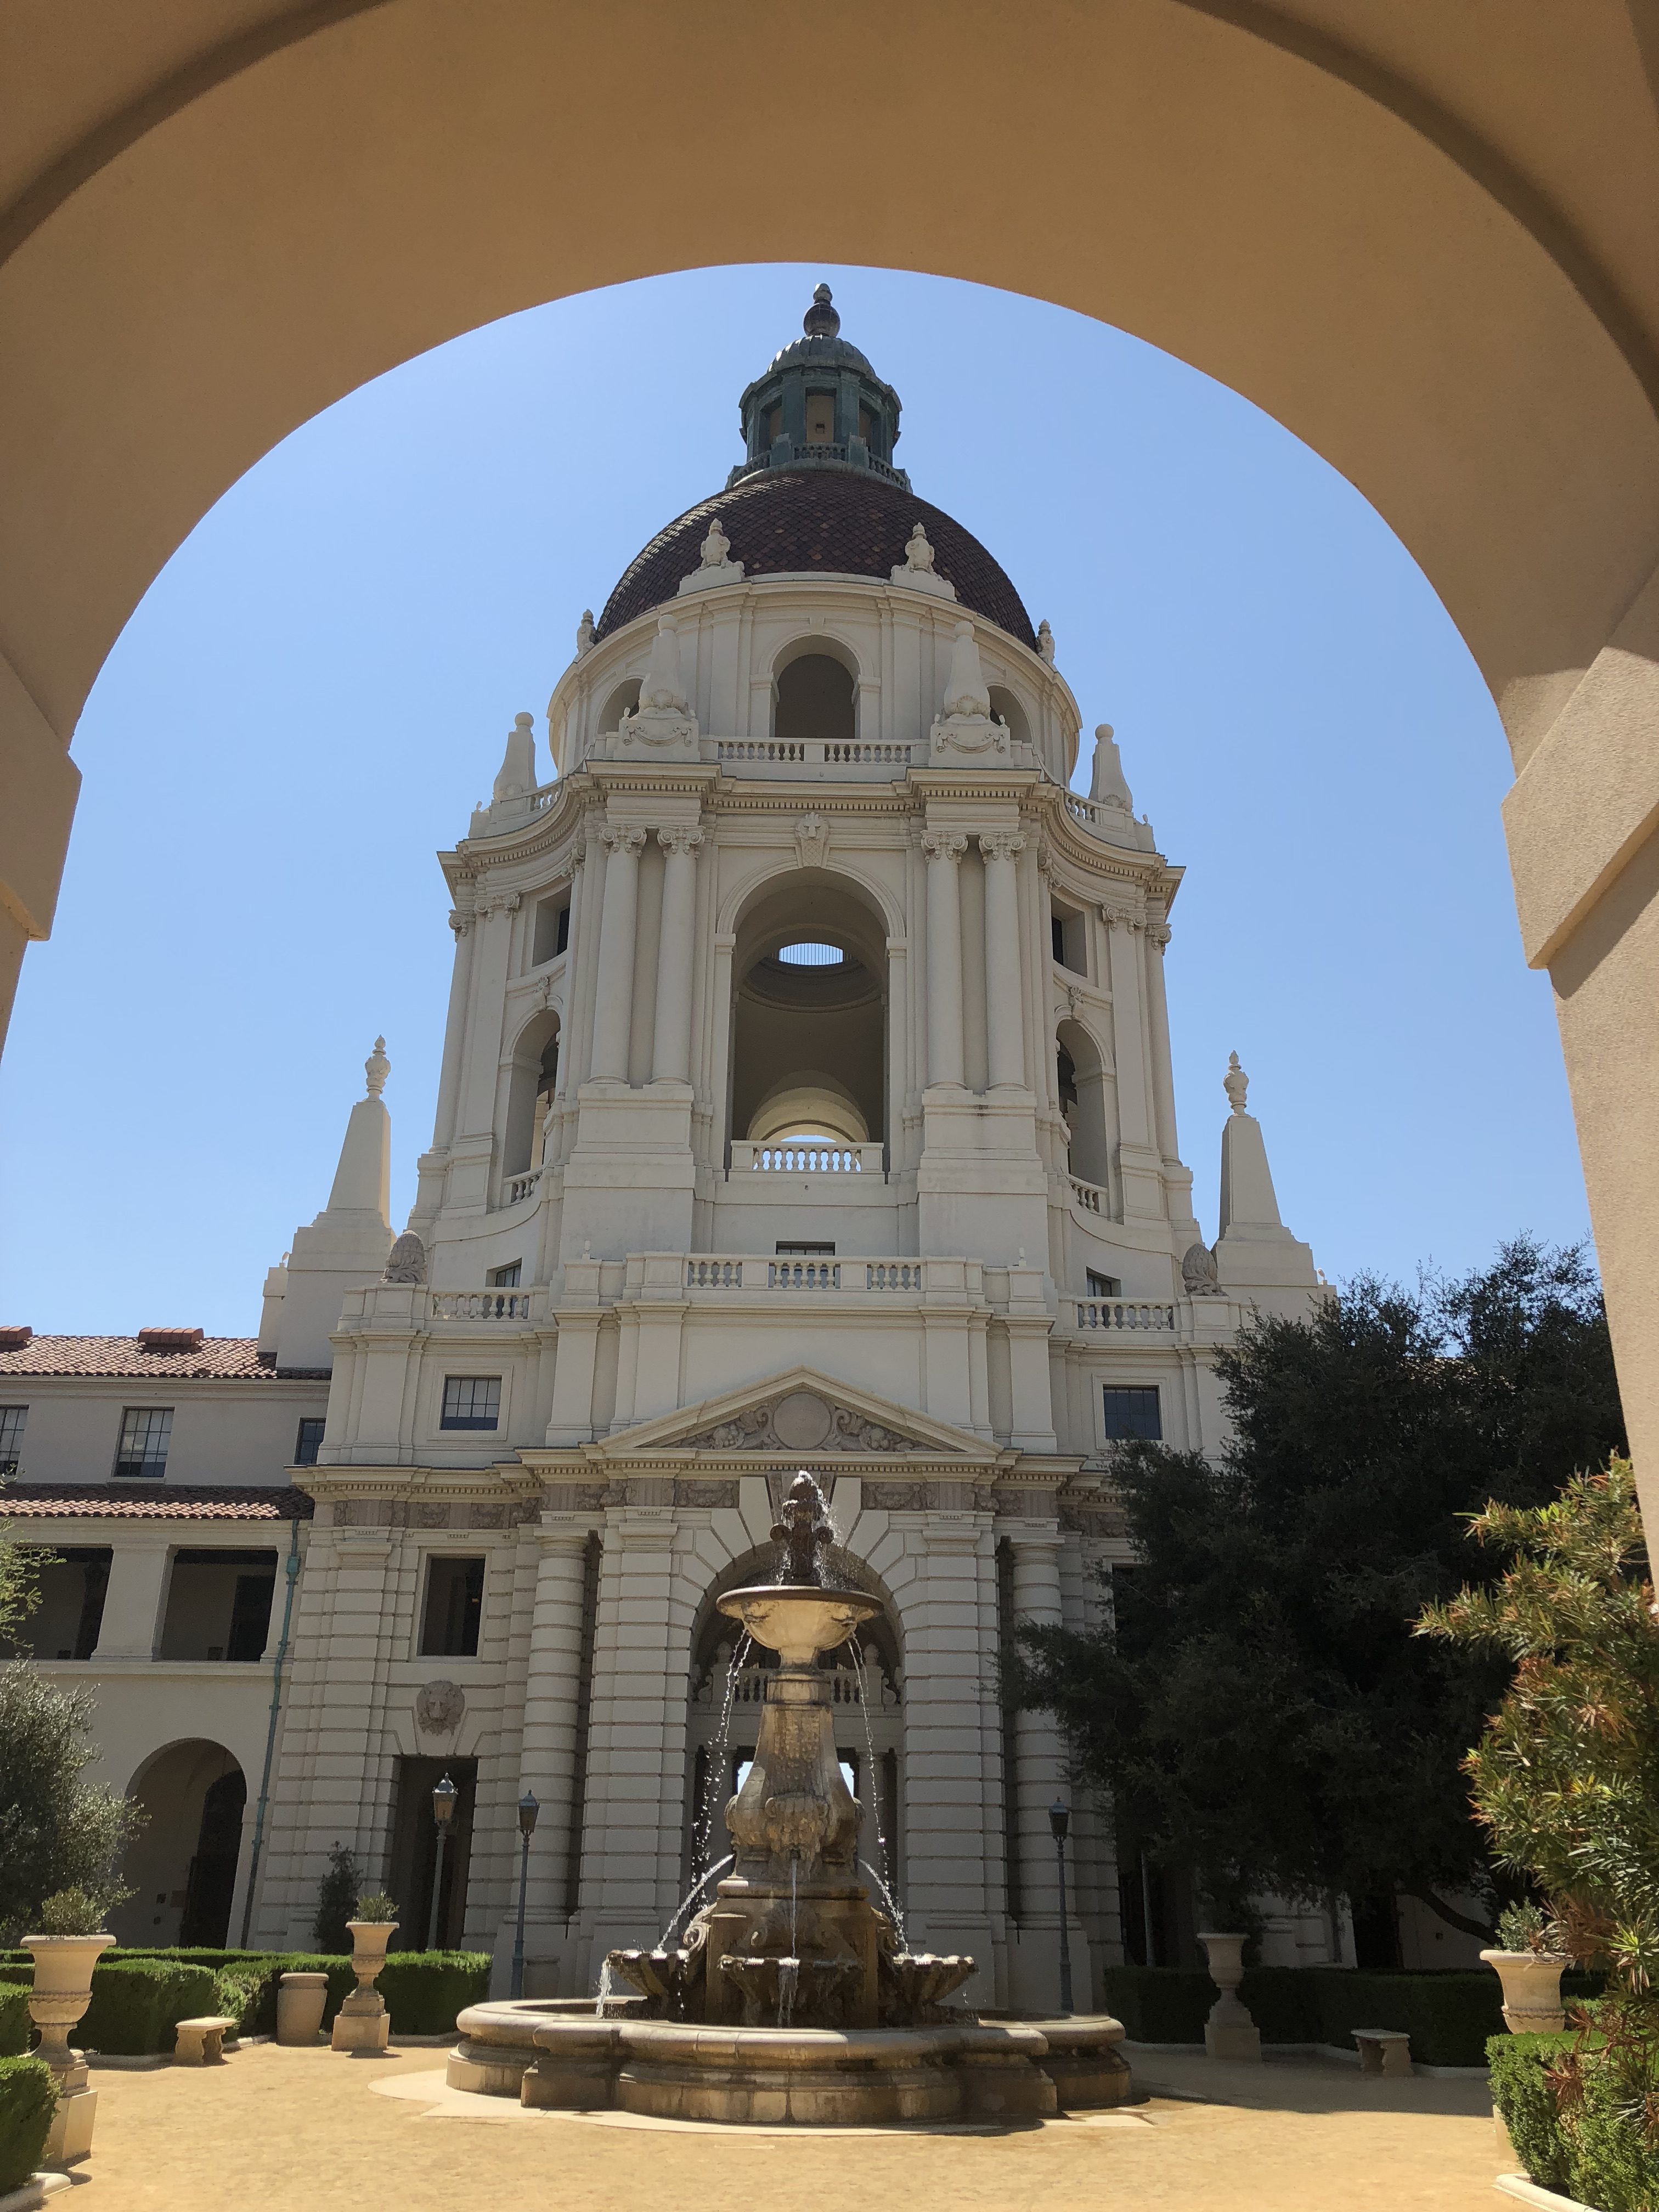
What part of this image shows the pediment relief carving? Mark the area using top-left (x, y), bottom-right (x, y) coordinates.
top-left (681, 1385), bottom-right (920, 1457)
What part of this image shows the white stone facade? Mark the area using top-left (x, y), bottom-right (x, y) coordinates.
top-left (2, 303), bottom-right (1325, 2003)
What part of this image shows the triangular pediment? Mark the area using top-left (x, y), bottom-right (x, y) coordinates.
top-left (597, 1365), bottom-right (1000, 1464)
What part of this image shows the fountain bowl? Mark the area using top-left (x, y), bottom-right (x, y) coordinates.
top-left (716, 1582), bottom-right (881, 1665)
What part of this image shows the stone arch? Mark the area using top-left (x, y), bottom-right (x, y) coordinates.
top-left (115, 1738), bottom-right (247, 1950)
top-left (769, 633), bottom-right (864, 746)
top-left (986, 684), bottom-right (1030, 751)
top-left (598, 676), bottom-right (642, 733)
top-left (4, 11), bottom-right (1659, 1509)
top-left (501, 1005), bottom-right (560, 1182)
top-left (1057, 1013), bottom-right (1116, 1198)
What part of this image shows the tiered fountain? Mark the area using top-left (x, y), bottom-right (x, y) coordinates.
top-left (450, 1474), bottom-right (1133, 2123)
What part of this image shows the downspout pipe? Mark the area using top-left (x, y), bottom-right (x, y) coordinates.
top-left (238, 1515), bottom-right (302, 1949)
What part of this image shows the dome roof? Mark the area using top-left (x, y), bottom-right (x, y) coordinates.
top-left (596, 468), bottom-right (1037, 650)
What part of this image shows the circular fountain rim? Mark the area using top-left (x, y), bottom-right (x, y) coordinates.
top-left (716, 1583), bottom-right (883, 1616)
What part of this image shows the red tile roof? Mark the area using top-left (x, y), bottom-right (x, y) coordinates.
top-left (2, 1483), bottom-right (315, 1520)
top-left (0, 1336), bottom-right (325, 1381)
top-left (597, 468), bottom-right (1039, 649)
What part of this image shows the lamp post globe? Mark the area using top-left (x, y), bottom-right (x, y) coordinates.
top-left (427, 1771), bottom-right (459, 1951)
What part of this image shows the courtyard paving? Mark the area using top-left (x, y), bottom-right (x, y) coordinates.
top-left (65, 2040), bottom-right (1509, 2210)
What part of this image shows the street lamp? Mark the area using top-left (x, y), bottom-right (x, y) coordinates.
top-left (510, 1790), bottom-right (539, 2000)
top-left (426, 1771), bottom-right (459, 1951)
top-left (1049, 1801), bottom-right (1074, 2015)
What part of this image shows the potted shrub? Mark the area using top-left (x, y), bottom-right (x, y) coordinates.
top-left (1479, 1901), bottom-right (1571, 2035)
top-left (331, 1893), bottom-right (399, 2052)
top-left (22, 1888), bottom-right (119, 2162)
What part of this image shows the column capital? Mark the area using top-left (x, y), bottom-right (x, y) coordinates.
top-left (921, 830), bottom-right (968, 865)
top-left (657, 825), bottom-right (704, 858)
top-left (978, 831), bottom-right (1026, 865)
top-left (600, 825), bottom-right (646, 859)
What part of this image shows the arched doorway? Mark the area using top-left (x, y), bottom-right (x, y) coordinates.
top-left (684, 1539), bottom-right (905, 1906)
top-left (3, 9), bottom-right (1659, 1513)
top-left (116, 1741), bottom-right (247, 1950)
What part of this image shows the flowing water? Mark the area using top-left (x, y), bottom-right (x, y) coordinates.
top-left (848, 1642), bottom-right (905, 1942)
top-left (594, 1957), bottom-right (617, 2017)
top-left (656, 1855), bottom-right (733, 1950)
top-left (776, 1955), bottom-right (799, 2028)
top-left (859, 1857), bottom-right (909, 1949)
top-left (695, 1630), bottom-right (751, 1877)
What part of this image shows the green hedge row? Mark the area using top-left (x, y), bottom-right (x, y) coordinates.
top-left (0, 1948), bottom-right (491, 2048)
top-left (0, 1987), bottom-right (29, 2057)
top-left (1490, 2029), bottom-right (1659, 2212)
top-left (0, 2055), bottom-right (55, 2194)
top-left (1102, 1965), bottom-right (1602, 2069)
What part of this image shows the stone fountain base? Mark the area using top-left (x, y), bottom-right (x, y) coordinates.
top-left (448, 1999), bottom-right (1135, 2126)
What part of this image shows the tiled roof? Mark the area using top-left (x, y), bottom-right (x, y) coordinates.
top-left (0, 1336), bottom-right (324, 1381)
top-left (596, 469), bottom-right (1038, 649)
top-left (1, 1483), bottom-right (315, 1520)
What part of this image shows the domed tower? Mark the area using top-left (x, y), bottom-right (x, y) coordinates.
top-left (286, 288), bottom-right (1319, 2012)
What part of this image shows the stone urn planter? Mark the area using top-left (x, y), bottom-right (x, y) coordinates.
top-left (22, 1932), bottom-right (114, 2162)
top-left (1480, 1948), bottom-right (1571, 2035)
top-left (1196, 1932), bottom-right (1261, 2062)
top-left (278, 1970), bottom-right (331, 2047)
top-left (331, 1921), bottom-right (397, 2052)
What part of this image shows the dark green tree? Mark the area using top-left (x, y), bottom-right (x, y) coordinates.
top-left (312, 1843), bottom-right (361, 1952)
top-left (1016, 1237), bottom-right (1624, 1938)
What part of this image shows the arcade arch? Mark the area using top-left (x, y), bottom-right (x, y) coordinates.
top-left (4, 7), bottom-right (1659, 1513)
top-left (501, 1008), bottom-right (560, 1181)
top-left (727, 872), bottom-right (889, 1154)
top-left (114, 1740), bottom-right (247, 1950)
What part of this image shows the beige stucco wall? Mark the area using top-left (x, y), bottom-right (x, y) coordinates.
top-left (3, 1), bottom-right (1659, 1506)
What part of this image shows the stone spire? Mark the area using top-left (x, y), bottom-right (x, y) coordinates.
top-left (1088, 724), bottom-right (1135, 812)
top-left (1214, 1053), bottom-right (1317, 1291)
top-left (268, 1039), bottom-right (395, 1370)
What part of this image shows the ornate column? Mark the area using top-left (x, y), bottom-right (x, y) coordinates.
top-left (517, 1520), bottom-right (597, 1924)
top-left (588, 826), bottom-right (645, 1081)
top-left (1002, 1520), bottom-right (1088, 2009)
top-left (651, 826), bottom-right (703, 1082)
top-left (922, 830), bottom-right (967, 1088)
top-left (979, 831), bottom-right (1026, 1088)
top-left (1143, 917), bottom-right (1180, 1163)
top-left (430, 897), bottom-right (477, 1152)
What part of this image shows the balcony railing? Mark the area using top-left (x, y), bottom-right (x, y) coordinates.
top-left (431, 1290), bottom-right (532, 1320)
top-left (1075, 1298), bottom-right (1176, 1331)
top-left (713, 739), bottom-right (916, 776)
top-left (684, 1257), bottom-right (924, 1294)
top-left (502, 1165), bottom-right (544, 1207)
top-left (729, 1141), bottom-right (884, 1176)
top-left (1069, 1175), bottom-right (1105, 1215)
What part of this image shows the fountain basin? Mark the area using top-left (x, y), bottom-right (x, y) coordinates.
top-left (716, 1583), bottom-right (881, 1664)
top-left (449, 1999), bottom-right (1134, 2125)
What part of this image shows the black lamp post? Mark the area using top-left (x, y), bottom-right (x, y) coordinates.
top-left (1049, 1800), bottom-right (1074, 2015)
top-left (427, 1771), bottom-right (459, 1951)
top-left (510, 1790), bottom-right (539, 1999)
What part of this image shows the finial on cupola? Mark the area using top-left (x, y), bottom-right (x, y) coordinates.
top-left (803, 283), bottom-right (840, 339)
top-left (1223, 1051), bottom-right (1249, 1115)
top-left (365, 1036), bottom-right (390, 1097)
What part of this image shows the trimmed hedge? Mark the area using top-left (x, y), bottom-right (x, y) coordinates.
top-left (81, 1960), bottom-right (218, 2056)
top-left (0, 1986), bottom-right (29, 2057)
top-left (0, 2055), bottom-right (57, 2194)
top-left (1489, 2027), bottom-right (1659, 2212)
top-left (1101, 1964), bottom-right (1606, 2069)
top-left (379, 1953), bottom-right (492, 2034)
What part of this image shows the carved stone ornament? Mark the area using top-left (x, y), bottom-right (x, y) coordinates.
top-left (1182, 1240), bottom-right (1224, 1296)
top-left (679, 517), bottom-right (744, 593)
top-left (1224, 1051), bottom-right (1250, 1114)
top-left (576, 608), bottom-right (596, 654)
top-left (658, 825), bottom-right (704, 860)
top-left (681, 1391), bottom-right (920, 1455)
top-left (415, 1679), bottom-right (466, 1736)
top-left (383, 1232), bottom-right (427, 1285)
top-left (600, 825), bottom-right (648, 861)
top-left (978, 831), bottom-right (1025, 866)
top-left (919, 830), bottom-right (967, 866)
top-left (609, 615), bottom-right (699, 758)
top-left (794, 812), bottom-right (831, 869)
top-left (889, 521), bottom-right (956, 600)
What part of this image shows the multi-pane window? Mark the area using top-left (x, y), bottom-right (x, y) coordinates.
top-left (294, 1417), bottom-right (326, 1466)
top-left (440, 1376), bottom-right (501, 1432)
top-left (487, 1262), bottom-right (522, 1289)
top-left (114, 1406), bottom-right (173, 1478)
top-left (420, 1555), bottom-right (484, 1657)
top-left (1085, 1271), bottom-right (1121, 1299)
top-left (1102, 1385), bottom-right (1161, 1442)
top-left (0, 1406), bottom-right (26, 1476)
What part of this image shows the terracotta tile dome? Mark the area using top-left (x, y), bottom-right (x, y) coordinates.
top-left (595, 468), bottom-right (1037, 651)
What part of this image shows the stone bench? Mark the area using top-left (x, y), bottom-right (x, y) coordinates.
top-left (173, 2015), bottom-right (238, 2066)
top-left (1352, 2028), bottom-right (1412, 2078)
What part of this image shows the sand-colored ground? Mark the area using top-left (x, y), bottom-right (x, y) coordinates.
top-left (59, 2040), bottom-right (1510, 2211)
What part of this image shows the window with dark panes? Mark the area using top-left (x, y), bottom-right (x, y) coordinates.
top-left (421, 1555), bottom-right (485, 1658)
top-left (0, 1405), bottom-right (25, 1475)
top-left (1102, 1385), bottom-right (1161, 1441)
top-left (294, 1417), bottom-right (325, 1466)
top-left (115, 1406), bottom-right (172, 1477)
top-left (441, 1376), bottom-right (501, 1431)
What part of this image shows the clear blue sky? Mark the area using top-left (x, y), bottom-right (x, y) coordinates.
top-left (0, 263), bottom-right (1589, 1336)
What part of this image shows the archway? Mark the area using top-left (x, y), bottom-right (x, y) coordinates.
top-left (115, 1740), bottom-right (247, 1950)
top-left (3, 7), bottom-right (1659, 1513)
top-left (727, 871), bottom-right (890, 1159)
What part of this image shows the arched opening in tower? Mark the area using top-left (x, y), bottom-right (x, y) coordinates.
top-left (503, 1011), bottom-right (561, 1179)
top-left (774, 652), bottom-right (856, 746)
top-left (1056, 1015), bottom-right (1117, 1198)
top-left (728, 874), bottom-right (888, 1154)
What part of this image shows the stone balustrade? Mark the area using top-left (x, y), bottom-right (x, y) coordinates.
top-left (729, 1140), bottom-right (884, 1175)
top-left (682, 1256), bottom-right (928, 1295)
